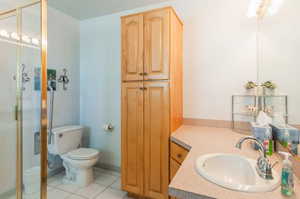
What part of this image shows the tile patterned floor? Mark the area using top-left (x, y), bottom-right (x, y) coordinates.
top-left (22, 168), bottom-right (133, 199)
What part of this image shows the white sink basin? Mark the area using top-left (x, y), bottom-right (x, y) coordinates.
top-left (195, 153), bottom-right (280, 193)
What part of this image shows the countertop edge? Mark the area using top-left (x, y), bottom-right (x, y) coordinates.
top-left (170, 136), bottom-right (192, 151)
top-left (169, 187), bottom-right (216, 199)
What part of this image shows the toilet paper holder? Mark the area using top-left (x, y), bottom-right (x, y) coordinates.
top-left (103, 123), bottom-right (114, 132)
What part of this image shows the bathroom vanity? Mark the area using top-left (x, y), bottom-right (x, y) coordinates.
top-left (168, 125), bottom-right (300, 199)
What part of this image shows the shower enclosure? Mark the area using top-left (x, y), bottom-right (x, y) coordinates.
top-left (0, 1), bottom-right (48, 199)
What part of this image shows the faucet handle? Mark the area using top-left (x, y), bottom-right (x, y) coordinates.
top-left (257, 156), bottom-right (268, 169)
top-left (265, 160), bottom-right (278, 180)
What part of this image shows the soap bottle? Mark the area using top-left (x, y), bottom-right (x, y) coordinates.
top-left (282, 129), bottom-right (290, 147)
top-left (264, 128), bottom-right (273, 156)
top-left (279, 152), bottom-right (294, 196)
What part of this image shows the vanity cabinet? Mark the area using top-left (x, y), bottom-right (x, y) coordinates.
top-left (169, 142), bottom-right (189, 199)
top-left (121, 7), bottom-right (183, 199)
top-left (170, 142), bottom-right (189, 164)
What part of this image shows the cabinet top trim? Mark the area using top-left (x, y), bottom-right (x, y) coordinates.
top-left (120, 6), bottom-right (183, 25)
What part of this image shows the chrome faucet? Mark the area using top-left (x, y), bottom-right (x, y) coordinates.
top-left (236, 136), bottom-right (277, 180)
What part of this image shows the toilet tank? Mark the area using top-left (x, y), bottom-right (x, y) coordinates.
top-left (48, 125), bottom-right (84, 155)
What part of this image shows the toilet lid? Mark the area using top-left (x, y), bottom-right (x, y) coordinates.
top-left (68, 148), bottom-right (99, 160)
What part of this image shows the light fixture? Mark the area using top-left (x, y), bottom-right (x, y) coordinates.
top-left (0, 29), bottom-right (40, 48)
top-left (11, 32), bottom-right (20, 40)
top-left (247, 0), bottom-right (284, 18)
top-left (0, 30), bottom-right (10, 38)
top-left (22, 35), bottom-right (31, 43)
top-left (31, 38), bottom-right (40, 45)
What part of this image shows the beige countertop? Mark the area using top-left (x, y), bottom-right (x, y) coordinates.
top-left (169, 125), bottom-right (300, 199)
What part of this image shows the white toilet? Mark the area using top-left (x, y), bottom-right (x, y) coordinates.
top-left (48, 125), bottom-right (100, 187)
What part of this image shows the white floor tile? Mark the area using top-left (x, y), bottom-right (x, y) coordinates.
top-left (24, 186), bottom-right (53, 199)
top-left (56, 183), bottom-right (81, 193)
top-left (95, 188), bottom-right (127, 199)
top-left (48, 173), bottom-right (65, 187)
top-left (47, 188), bottom-right (71, 199)
top-left (94, 173), bottom-right (118, 187)
top-left (66, 194), bottom-right (86, 199)
top-left (24, 192), bottom-right (40, 199)
top-left (74, 183), bottom-right (107, 199)
top-left (123, 196), bottom-right (135, 199)
top-left (110, 178), bottom-right (121, 190)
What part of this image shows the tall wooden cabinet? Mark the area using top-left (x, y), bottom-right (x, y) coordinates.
top-left (121, 7), bottom-right (183, 199)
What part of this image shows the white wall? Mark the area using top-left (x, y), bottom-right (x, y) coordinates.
top-left (80, 0), bottom-right (259, 167)
top-left (0, 6), bottom-right (80, 194)
top-left (80, 0), bottom-right (300, 168)
top-left (260, 0), bottom-right (300, 125)
top-left (80, 14), bottom-right (121, 167)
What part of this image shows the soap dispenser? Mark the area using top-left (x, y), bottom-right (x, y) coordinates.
top-left (279, 152), bottom-right (294, 196)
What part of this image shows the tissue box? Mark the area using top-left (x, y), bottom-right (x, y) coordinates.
top-left (250, 122), bottom-right (272, 150)
top-left (251, 122), bottom-right (271, 140)
top-left (270, 124), bottom-right (300, 144)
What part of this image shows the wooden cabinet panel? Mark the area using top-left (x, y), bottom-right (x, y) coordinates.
top-left (144, 81), bottom-right (170, 199)
top-left (171, 142), bottom-right (189, 165)
top-left (170, 11), bottom-right (183, 132)
top-left (170, 158), bottom-right (181, 181)
top-left (122, 14), bottom-right (144, 81)
top-left (144, 9), bottom-right (170, 80)
top-left (121, 7), bottom-right (183, 199)
top-left (121, 82), bottom-right (144, 195)
top-left (169, 159), bottom-right (181, 199)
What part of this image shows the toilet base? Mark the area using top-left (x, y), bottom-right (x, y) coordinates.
top-left (76, 167), bottom-right (94, 187)
top-left (62, 158), bottom-right (97, 187)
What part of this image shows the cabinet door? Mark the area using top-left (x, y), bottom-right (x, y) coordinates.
top-left (122, 14), bottom-right (144, 81)
top-left (121, 82), bottom-right (144, 195)
top-left (144, 81), bottom-right (170, 199)
top-left (170, 158), bottom-right (181, 181)
top-left (144, 9), bottom-right (170, 80)
top-left (170, 158), bottom-right (181, 199)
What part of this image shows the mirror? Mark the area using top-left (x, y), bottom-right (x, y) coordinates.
top-left (259, 0), bottom-right (300, 157)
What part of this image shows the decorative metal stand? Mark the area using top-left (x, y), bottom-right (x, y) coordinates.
top-left (232, 94), bottom-right (288, 132)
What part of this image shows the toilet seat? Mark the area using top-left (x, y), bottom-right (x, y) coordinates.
top-left (67, 148), bottom-right (99, 160)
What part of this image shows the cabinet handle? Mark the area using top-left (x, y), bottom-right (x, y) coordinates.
top-left (139, 87), bottom-right (147, 90)
top-left (139, 72), bottom-right (148, 76)
top-left (177, 154), bottom-right (182, 159)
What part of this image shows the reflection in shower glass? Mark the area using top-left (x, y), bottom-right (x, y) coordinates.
top-left (0, 2), bottom-right (42, 199)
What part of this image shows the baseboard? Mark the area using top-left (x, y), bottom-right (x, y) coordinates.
top-left (183, 118), bottom-right (231, 128)
top-left (183, 118), bottom-right (250, 129)
top-left (184, 118), bottom-right (300, 130)
top-left (95, 162), bottom-right (121, 173)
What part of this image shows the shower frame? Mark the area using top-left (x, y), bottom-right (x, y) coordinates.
top-left (0, 1), bottom-right (48, 199)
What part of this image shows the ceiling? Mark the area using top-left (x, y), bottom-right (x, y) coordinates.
top-left (48, 0), bottom-right (171, 20)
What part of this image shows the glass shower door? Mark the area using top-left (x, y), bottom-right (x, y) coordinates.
top-left (0, 1), bottom-right (47, 198)
top-left (21, 4), bottom-right (42, 199)
top-left (0, 9), bottom-right (22, 199)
